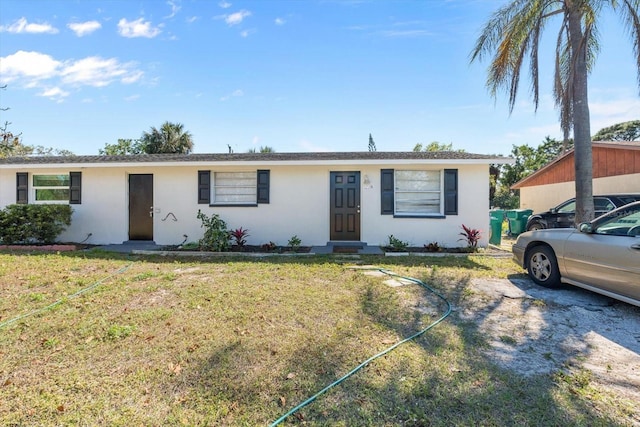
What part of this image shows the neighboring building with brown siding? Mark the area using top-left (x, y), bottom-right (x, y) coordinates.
top-left (511, 141), bottom-right (640, 213)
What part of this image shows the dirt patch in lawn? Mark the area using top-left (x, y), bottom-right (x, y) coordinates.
top-left (460, 277), bottom-right (640, 418)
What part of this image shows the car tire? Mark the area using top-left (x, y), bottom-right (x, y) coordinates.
top-left (527, 221), bottom-right (544, 231)
top-left (526, 245), bottom-right (561, 288)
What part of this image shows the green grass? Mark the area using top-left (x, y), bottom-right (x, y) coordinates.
top-left (0, 251), bottom-right (632, 426)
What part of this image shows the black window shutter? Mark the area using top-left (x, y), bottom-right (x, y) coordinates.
top-left (257, 170), bottom-right (270, 204)
top-left (69, 172), bottom-right (82, 204)
top-left (198, 171), bottom-right (210, 204)
top-left (16, 172), bottom-right (28, 204)
top-left (380, 169), bottom-right (394, 215)
top-left (444, 169), bottom-right (458, 215)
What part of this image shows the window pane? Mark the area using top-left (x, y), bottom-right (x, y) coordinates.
top-left (395, 170), bottom-right (441, 215)
top-left (213, 172), bottom-right (257, 204)
top-left (395, 170), bottom-right (439, 191)
top-left (33, 175), bottom-right (70, 187)
top-left (35, 189), bottom-right (69, 201)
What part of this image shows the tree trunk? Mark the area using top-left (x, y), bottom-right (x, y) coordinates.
top-left (567, 5), bottom-right (594, 224)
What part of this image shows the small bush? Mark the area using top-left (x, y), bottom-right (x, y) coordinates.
top-left (287, 235), bottom-right (302, 252)
top-left (0, 204), bottom-right (73, 244)
top-left (459, 224), bottom-right (482, 249)
top-left (197, 210), bottom-right (230, 251)
top-left (229, 227), bottom-right (250, 247)
top-left (387, 235), bottom-right (409, 252)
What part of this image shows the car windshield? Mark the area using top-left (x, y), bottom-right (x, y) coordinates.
top-left (594, 207), bottom-right (640, 236)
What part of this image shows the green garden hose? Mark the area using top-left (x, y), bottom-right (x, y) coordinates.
top-left (0, 263), bottom-right (133, 330)
top-left (270, 267), bottom-right (452, 426)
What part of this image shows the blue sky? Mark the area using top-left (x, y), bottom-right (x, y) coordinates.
top-left (1, 0), bottom-right (638, 156)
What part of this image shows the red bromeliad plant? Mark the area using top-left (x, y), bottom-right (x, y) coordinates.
top-left (229, 227), bottom-right (250, 247)
top-left (459, 224), bottom-right (481, 248)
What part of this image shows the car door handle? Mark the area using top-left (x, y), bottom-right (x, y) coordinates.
top-left (631, 244), bottom-right (640, 250)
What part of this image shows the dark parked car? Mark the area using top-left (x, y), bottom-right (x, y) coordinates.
top-left (513, 201), bottom-right (640, 307)
top-left (525, 194), bottom-right (640, 231)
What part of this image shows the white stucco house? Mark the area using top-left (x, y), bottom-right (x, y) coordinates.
top-left (0, 152), bottom-right (511, 248)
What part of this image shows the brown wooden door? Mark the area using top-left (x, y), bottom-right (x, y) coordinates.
top-left (129, 174), bottom-right (153, 240)
top-left (330, 171), bottom-right (360, 241)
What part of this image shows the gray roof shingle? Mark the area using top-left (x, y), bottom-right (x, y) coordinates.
top-left (0, 151), bottom-right (509, 165)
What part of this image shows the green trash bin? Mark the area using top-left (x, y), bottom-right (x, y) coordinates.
top-left (489, 209), bottom-right (504, 245)
top-left (508, 209), bottom-right (533, 236)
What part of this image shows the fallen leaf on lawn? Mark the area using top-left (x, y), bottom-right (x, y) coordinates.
top-left (279, 396), bottom-right (286, 407)
top-left (57, 404), bottom-right (65, 412)
top-left (286, 372), bottom-right (296, 380)
top-left (168, 363), bottom-right (182, 375)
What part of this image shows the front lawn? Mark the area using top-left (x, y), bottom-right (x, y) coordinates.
top-left (0, 252), bottom-right (629, 425)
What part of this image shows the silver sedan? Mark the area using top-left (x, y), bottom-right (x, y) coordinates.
top-left (512, 201), bottom-right (640, 307)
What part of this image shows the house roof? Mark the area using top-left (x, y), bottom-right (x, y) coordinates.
top-left (511, 140), bottom-right (640, 189)
top-left (0, 151), bottom-right (513, 168)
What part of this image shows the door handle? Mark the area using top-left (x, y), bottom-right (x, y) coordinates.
top-left (631, 244), bottom-right (640, 250)
top-left (149, 206), bottom-right (154, 218)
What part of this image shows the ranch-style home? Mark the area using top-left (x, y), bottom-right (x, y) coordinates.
top-left (0, 152), bottom-right (511, 248)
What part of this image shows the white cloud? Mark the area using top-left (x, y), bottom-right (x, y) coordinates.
top-left (225, 10), bottom-right (251, 26)
top-left (61, 56), bottom-right (141, 87)
top-left (165, 0), bottom-right (181, 18)
top-left (67, 20), bottom-right (102, 37)
top-left (275, 17), bottom-right (285, 26)
top-left (299, 139), bottom-right (330, 152)
top-left (186, 16), bottom-right (198, 24)
top-left (124, 94), bottom-right (140, 101)
top-left (0, 51), bottom-right (61, 83)
top-left (0, 17), bottom-right (58, 34)
top-left (220, 89), bottom-right (244, 101)
top-left (39, 87), bottom-right (70, 102)
top-left (240, 29), bottom-right (255, 38)
top-left (589, 98), bottom-right (640, 131)
top-left (219, 1), bottom-right (232, 9)
top-left (1, 49), bottom-right (145, 99)
top-left (117, 18), bottom-right (162, 38)
top-left (379, 29), bottom-right (433, 38)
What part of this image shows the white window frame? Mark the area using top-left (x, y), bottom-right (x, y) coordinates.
top-left (212, 171), bottom-right (257, 205)
top-left (32, 174), bottom-right (70, 204)
top-left (394, 170), bottom-right (443, 216)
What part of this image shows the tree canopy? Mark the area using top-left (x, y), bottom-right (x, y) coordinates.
top-left (471, 0), bottom-right (640, 224)
top-left (247, 146), bottom-right (275, 153)
top-left (140, 121), bottom-right (193, 154)
top-left (100, 122), bottom-right (194, 155)
top-left (413, 142), bottom-right (464, 152)
top-left (592, 120), bottom-right (640, 141)
top-left (368, 134), bottom-right (377, 152)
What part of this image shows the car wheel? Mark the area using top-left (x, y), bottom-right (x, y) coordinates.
top-left (526, 245), bottom-right (561, 288)
top-left (527, 221), bottom-right (544, 231)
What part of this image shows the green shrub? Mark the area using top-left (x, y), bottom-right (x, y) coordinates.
top-left (0, 204), bottom-right (73, 244)
top-left (197, 210), bottom-right (230, 251)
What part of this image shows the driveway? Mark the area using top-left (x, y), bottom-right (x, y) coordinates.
top-left (461, 276), bottom-right (640, 421)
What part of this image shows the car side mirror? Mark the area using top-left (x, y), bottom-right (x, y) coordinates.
top-left (579, 222), bottom-right (593, 233)
top-left (550, 208), bottom-right (557, 214)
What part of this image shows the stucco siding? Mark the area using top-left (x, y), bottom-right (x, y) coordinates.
top-left (1, 162), bottom-right (491, 247)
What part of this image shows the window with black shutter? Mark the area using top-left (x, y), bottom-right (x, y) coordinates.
top-left (198, 170), bottom-right (210, 204)
top-left (380, 169), bottom-right (394, 215)
top-left (444, 169), bottom-right (458, 215)
top-left (16, 172), bottom-right (28, 204)
top-left (257, 170), bottom-right (270, 204)
top-left (69, 172), bottom-right (82, 204)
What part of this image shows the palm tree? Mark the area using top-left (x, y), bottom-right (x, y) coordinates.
top-left (140, 121), bottom-right (194, 154)
top-left (471, 0), bottom-right (640, 224)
